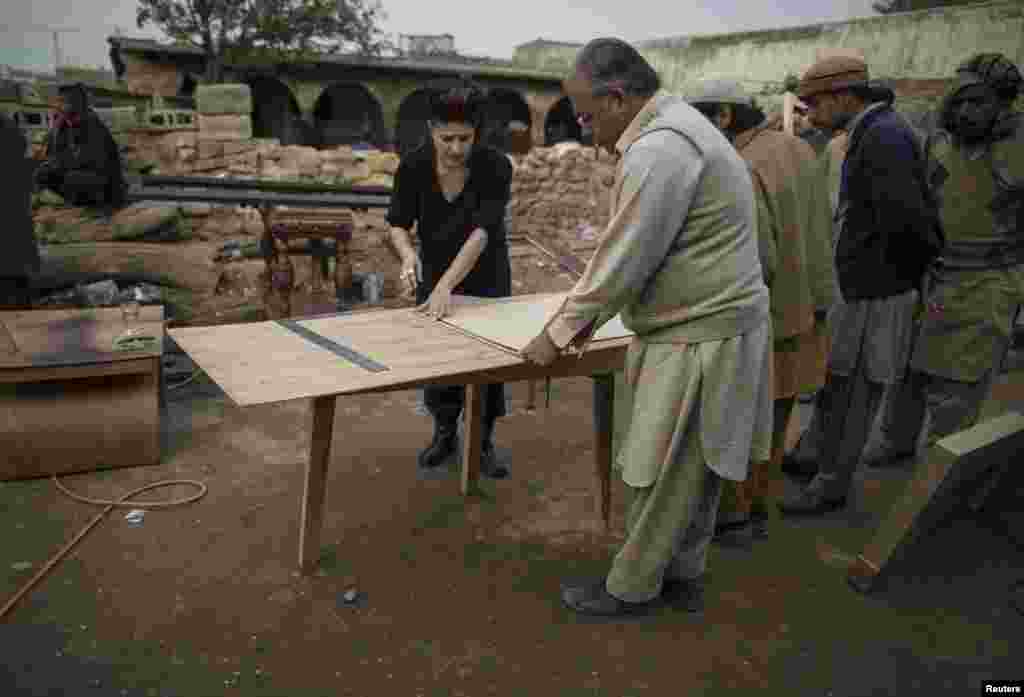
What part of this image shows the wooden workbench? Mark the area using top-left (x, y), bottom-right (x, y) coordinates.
top-left (169, 294), bottom-right (632, 573)
top-left (0, 306), bottom-right (165, 480)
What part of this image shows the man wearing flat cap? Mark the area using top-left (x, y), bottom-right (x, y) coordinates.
top-left (35, 82), bottom-right (126, 211)
top-left (867, 53), bottom-right (1024, 464)
top-left (778, 55), bottom-right (943, 516)
top-left (687, 80), bottom-right (838, 542)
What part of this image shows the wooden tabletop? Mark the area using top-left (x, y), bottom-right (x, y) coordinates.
top-left (169, 294), bottom-right (631, 407)
top-left (0, 306), bottom-right (165, 371)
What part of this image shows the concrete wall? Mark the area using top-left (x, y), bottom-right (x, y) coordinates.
top-left (512, 42), bottom-right (583, 74)
top-left (512, 1), bottom-right (1024, 104)
top-left (639, 1), bottom-right (1024, 95)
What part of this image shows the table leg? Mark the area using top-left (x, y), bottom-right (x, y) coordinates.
top-left (592, 374), bottom-right (614, 532)
top-left (525, 380), bottom-right (537, 411)
top-left (461, 384), bottom-right (484, 496)
top-left (299, 394), bottom-right (337, 574)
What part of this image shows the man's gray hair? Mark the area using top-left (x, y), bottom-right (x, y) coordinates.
top-left (575, 38), bottom-right (661, 98)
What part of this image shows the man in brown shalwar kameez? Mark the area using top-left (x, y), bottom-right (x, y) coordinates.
top-left (687, 81), bottom-right (839, 543)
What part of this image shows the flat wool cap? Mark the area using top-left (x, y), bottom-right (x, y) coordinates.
top-left (685, 79), bottom-right (754, 107)
top-left (798, 55), bottom-right (869, 99)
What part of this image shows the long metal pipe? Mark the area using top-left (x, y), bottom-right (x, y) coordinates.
top-left (140, 174), bottom-right (392, 197)
top-left (125, 186), bottom-right (391, 209)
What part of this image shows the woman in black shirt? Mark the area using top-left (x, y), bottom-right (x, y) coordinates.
top-left (387, 83), bottom-right (514, 478)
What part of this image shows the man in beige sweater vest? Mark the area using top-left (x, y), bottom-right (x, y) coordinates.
top-left (521, 39), bottom-right (772, 617)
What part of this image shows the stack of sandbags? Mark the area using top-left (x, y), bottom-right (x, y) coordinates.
top-left (275, 145), bottom-right (322, 177)
top-left (363, 150), bottom-right (399, 176)
top-left (507, 144), bottom-right (610, 250)
top-left (196, 83), bottom-right (253, 140)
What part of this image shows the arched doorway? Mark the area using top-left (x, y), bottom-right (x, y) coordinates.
top-left (393, 78), bottom-right (465, 158)
top-left (479, 88), bottom-right (532, 154)
top-left (313, 82), bottom-right (385, 148)
top-left (544, 96), bottom-right (584, 146)
top-left (246, 76), bottom-right (311, 146)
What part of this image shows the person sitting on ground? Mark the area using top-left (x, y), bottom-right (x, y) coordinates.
top-left (386, 81), bottom-right (514, 480)
top-left (35, 82), bottom-right (126, 212)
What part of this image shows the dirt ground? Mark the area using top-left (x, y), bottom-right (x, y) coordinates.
top-left (2, 340), bottom-right (1023, 695)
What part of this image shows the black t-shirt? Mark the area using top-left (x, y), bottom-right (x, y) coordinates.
top-left (387, 143), bottom-right (513, 303)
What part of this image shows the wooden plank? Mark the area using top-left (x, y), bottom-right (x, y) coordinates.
top-left (0, 306), bottom-right (164, 369)
top-left (0, 357), bottom-right (155, 385)
top-left (299, 395), bottom-right (336, 574)
top-left (328, 339), bottom-right (629, 398)
top-left (592, 374), bottom-right (615, 532)
top-left (848, 411), bottom-right (1024, 593)
top-left (0, 358), bottom-right (161, 481)
top-left (461, 384), bottom-right (484, 496)
top-left (526, 379), bottom-right (537, 411)
top-left (440, 293), bottom-right (633, 354)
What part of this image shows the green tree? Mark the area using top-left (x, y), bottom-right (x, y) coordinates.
top-left (135, 0), bottom-right (389, 82)
top-left (872, 0), bottom-right (977, 14)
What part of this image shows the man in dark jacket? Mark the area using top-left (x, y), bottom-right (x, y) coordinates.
top-left (778, 55), bottom-right (942, 515)
top-left (35, 83), bottom-right (126, 210)
top-left (0, 112), bottom-right (40, 309)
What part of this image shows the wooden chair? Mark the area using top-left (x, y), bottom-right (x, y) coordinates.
top-left (259, 206), bottom-right (355, 319)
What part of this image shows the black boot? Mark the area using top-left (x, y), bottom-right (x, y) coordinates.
top-left (480, 420), bottom-right (510, 479)
top-left (418, 419), bottom-right (458, 470)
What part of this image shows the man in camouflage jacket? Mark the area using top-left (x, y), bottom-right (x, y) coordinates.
top-left (871, 53), bottom-right (1024, 460)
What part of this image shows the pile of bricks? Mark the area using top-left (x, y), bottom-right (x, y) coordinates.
top-left (507, 142), bottom-right (616, 258)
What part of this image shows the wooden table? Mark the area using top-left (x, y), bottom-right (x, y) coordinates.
top-left (169, 294), bottom-right (631, 573)
top-left (0, 306), bottom-right (165, 480)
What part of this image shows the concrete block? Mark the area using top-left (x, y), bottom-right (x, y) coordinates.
top-left (198, 114), bottom-right (253, 141)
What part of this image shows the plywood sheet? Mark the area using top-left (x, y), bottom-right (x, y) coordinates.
top-left (0, 306), bottom-right (164, 370)
top-left (168, 295), bottom-right (630, 407)
top-left (440, 293), bottom-right (633, 353)
top-left (169, 306), bottom-right (523, 407)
